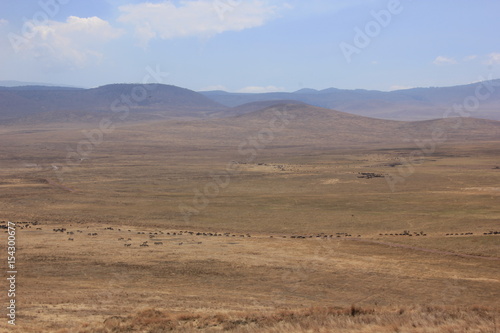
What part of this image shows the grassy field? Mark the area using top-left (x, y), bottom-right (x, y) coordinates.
top-left (0, 119), bottom-right (499, 332)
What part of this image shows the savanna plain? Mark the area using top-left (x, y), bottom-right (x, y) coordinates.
top-left (0, 104), bottom-right (499, 332)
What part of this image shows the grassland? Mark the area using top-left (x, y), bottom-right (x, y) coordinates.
top-left (0, 116), bottom-right (499, 332)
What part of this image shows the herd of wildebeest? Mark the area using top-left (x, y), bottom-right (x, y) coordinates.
top-left (1, 221), bottom-right (499, 248)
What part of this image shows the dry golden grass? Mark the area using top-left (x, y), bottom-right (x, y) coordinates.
top-left (0, 220), bottom-right (498, 332)
top-left (87, 305), bottom-right (499, 333)
top-left (11, 305), bottom-right (499, 333)
top-left (0, 118), bottom-right (499, 332)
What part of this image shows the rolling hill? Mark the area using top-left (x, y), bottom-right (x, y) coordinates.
top-left (123, 103), bottom-right (500, 149)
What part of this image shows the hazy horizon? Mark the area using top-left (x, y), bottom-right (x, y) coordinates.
top-left (2, 77), bottom-right (500, 94)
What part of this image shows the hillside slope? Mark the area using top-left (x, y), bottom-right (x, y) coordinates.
top-left (124, 103), bottom-right (500, 148)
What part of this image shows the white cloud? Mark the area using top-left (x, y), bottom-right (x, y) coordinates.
top-left (14, 16), bottom-right (123, 68)
top-left (118, 0), bottom-right (283, 46)
top-left (463, 55), bottom-right (477, 61)
top-left (0, 18), bottom-right (8, 27)
top-left (485, 52), bottom-right (500, 65)
top-left (237, 85), bottom-right (285, 93)
top-left (432, 56), bottom-right (457, 65)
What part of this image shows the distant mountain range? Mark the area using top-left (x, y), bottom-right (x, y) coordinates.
top-left (201, 80), bottom-right (500, 121)
top-left (1, 83), bottom-right (498, 148)
top-left (0, 80), bottom-right (498, 124)
top-left (0, 80), bottom-right (82, 88)
top-left (0, 84), bottom-right (226, 122)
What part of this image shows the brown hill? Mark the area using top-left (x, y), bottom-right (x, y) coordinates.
top-left (211, 100), bottom-right (307, 118)
top-left (123, 103), bottom-right (500, 148)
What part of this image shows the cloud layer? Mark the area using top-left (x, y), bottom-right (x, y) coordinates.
top-left (13, 16), bottom-right (123, 68)
top-left (118, 0), bottom-right (281, 46)
top-left (432, 56), bottom-right (457, 66)
top-left (486, 53), bottom-right (500, 65)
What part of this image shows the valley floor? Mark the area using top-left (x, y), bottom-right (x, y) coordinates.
top-left (0, 122), bottom-right (499, 332)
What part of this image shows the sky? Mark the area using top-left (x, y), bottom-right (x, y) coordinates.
top-left (0, 0), bottom-right (499, 92)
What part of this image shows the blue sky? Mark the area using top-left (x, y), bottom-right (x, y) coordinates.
top-left (0, 0), bottom-right (499, 92)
